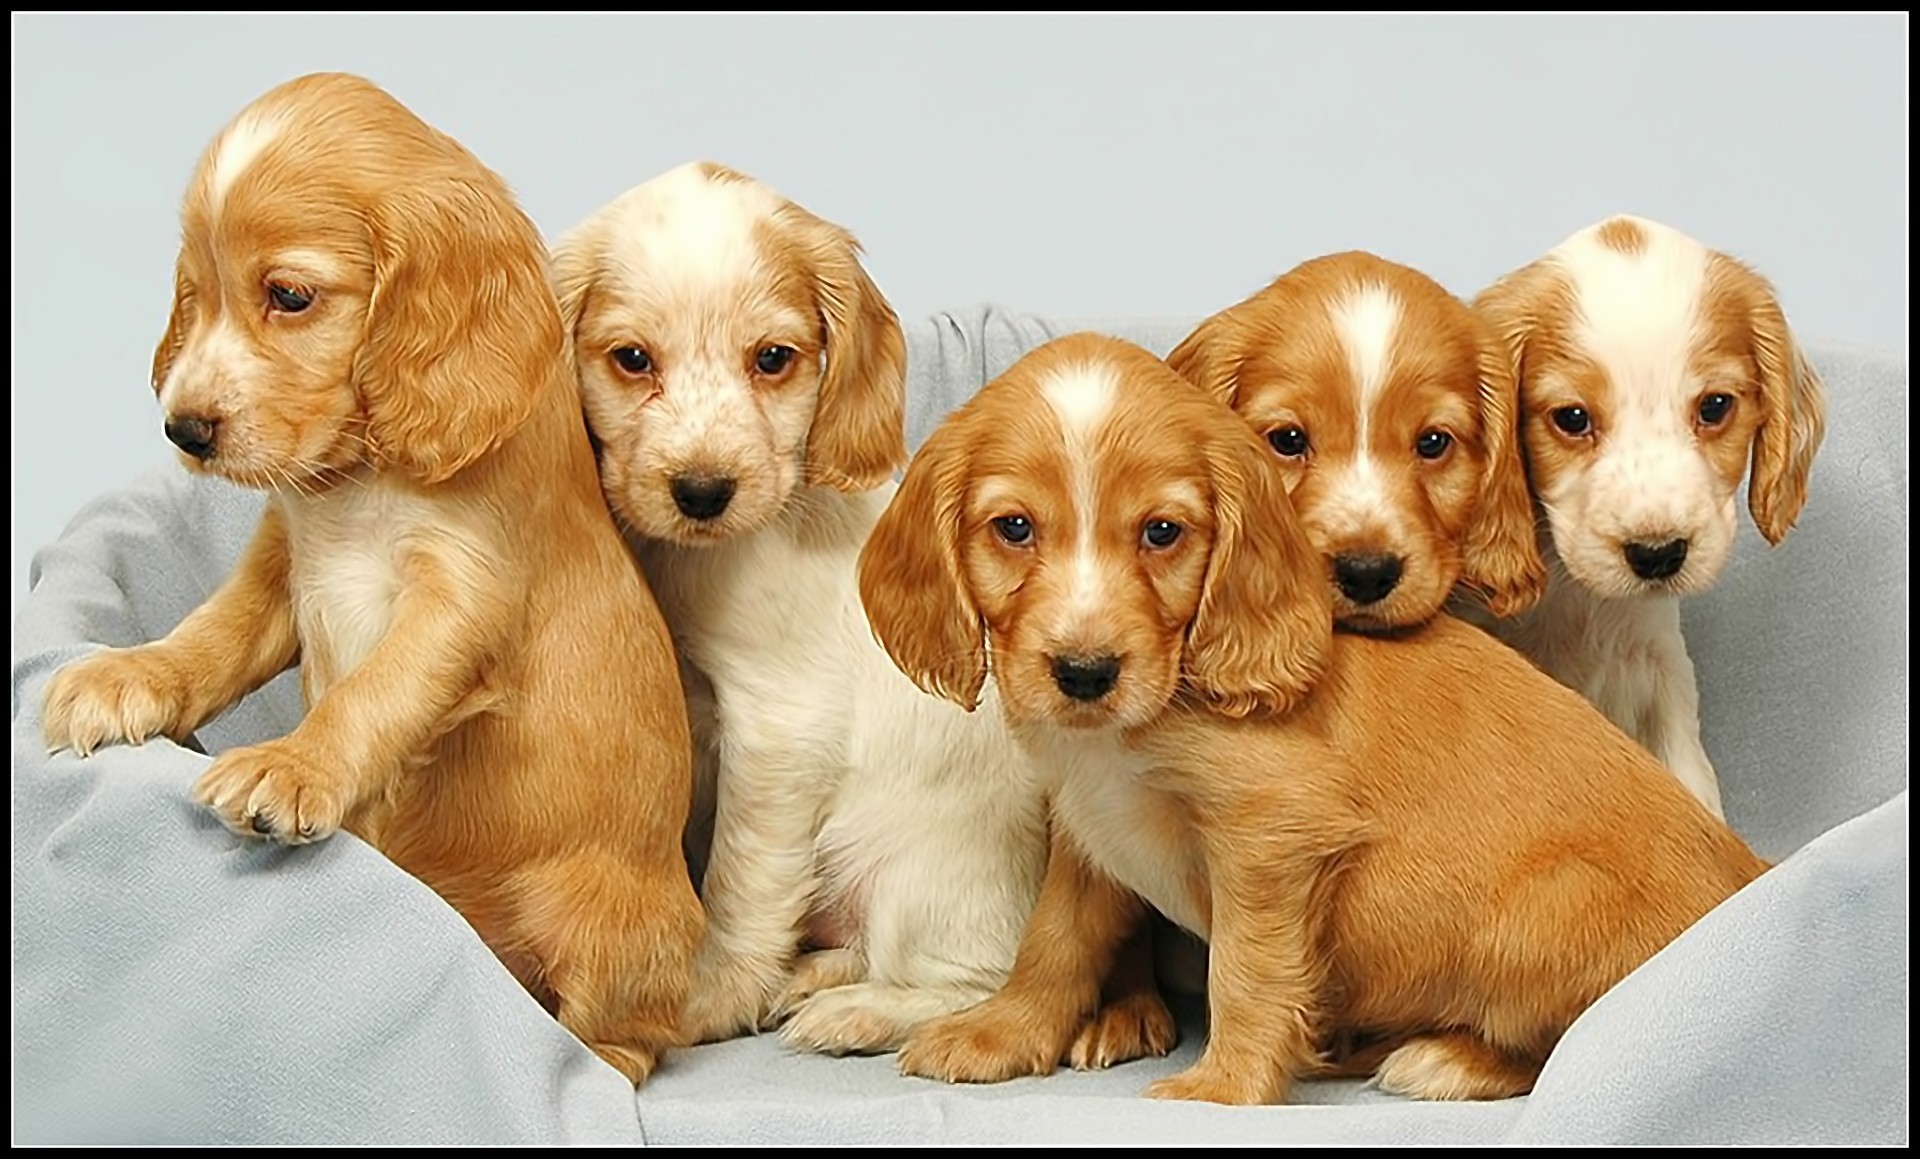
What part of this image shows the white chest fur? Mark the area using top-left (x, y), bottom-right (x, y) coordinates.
top-left (278, 481), bottom-right (444, 701)
top-left (1030, 728), bottom-right (1211, 938)
top-left (1472, 575), bottom-right (1687, 742)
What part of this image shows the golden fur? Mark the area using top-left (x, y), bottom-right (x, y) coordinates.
top-left (859, 333), bottom-right (1768, 1104)
top-left (1167, 252), bottom-right (1544, 628)
top-left (39, 72), bottom-right (702, 1085)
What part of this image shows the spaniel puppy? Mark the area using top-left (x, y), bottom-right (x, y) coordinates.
top-left (861, 333), bottom-right (1767, 1105)
top-left (550, 163), bottom-right (1164, 1064)
top-left (1166, 251), bottom-right (1545, 630)
top-left (1470, 215), bottom-right (1829, 817)
top-left (39, 72), bottom-right (703, 1085)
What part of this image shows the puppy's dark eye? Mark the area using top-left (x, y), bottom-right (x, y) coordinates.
top-left (1267, 425), bottom-right (1310, 458)
top-left (991, 515), bottom-right (1034, 546)
top-left (610, 346), bottom-right (653, 375)
top-left (1142, 519), bottom-right (1183, 549)
top-left (1415, 430), bottom-right (1454, 460)
top-left (266, 283), bottom-right (312, 314)
top-left (1550, 406), bottom-right (1593, 437)
top-left (1696, 392), bottom-right (1735, 428)
top-left (755, 345), bottom-right (797, 375)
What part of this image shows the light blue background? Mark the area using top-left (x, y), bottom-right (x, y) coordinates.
top-left (9, 13), bottom-right (1908, 613)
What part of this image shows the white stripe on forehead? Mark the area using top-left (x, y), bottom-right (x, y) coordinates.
top-left (1041, 361), bottom-right (1118, 616)
top-left (1331, 282), bottom-right (1400, 423)
top-left (1556, 217), bottom-right (1709, 394)
top-left (207, 107), bottom-right (290, 211)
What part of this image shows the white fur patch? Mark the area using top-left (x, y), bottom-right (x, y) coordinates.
top-left (1555, 216), bottom-right (1710, 393)
top-left (207, 108), bottom-right (289, 209)
top-left (1331, 283), bottom-right (1400, 420)
top-left (602, 162), bottom-right (778, 298)
top-left (280, 481), bottom-right (444, 696)
top-left (1331, 283), bottom-right (1401, 498)
top-left (1042, 364), bottom-right (1118, 614)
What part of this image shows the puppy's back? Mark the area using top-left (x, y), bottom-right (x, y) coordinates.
top-left (1288, 615), bottom-right (1765, 1050)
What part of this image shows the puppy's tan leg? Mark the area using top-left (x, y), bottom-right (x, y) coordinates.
top-left (1374, 1032), bottom-right (1541, 1101)
top-left (43, 505), bottom-right (300, 756)
top-left (1066, 921), bottom-right (1178, 1071)
top-left (898, 827), bottom-right (1140, 1084)
top-left (1146, 776), bottom-right (1359, 1106)
top-left (515, 851), bottom-right (706, 1087)
top-left (193, 544), bottom-right (509, 844)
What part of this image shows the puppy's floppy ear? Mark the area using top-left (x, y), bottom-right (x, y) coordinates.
top-left (548, 222), bottom-right (600, 349)
top-left (857, 413), bottom-right (986, 711)
top-left (1458, 309), bottom-right (1547, 616)
top-left (1164, 307), bottom-right (1246, 408)
top-left (354, 178), bottom-right (559, 484)
top-left (1469, 258), bottom-right (1555, 387)
top-left (1731, 263), bottom-right (1828, 545)
top-left (785, 205), bottom-right (908, 492)
top-left (1184, 428), bottom-right (1332, 718)
top-left (150, 259), bottom-right (194, 396)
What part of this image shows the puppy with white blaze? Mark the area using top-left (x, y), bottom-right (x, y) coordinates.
top-left (1469, 215), bottom-right (1828, 819)
top-left (549, 162), bottom-right (1173, 1065)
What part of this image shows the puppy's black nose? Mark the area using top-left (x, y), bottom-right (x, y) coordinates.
top-left (1333, 553), bottom-right (1403, 605)
top-left (670, 475), bottom-right (736, 522)
top-left (163, 416), bottom-right (218, 461)
top-left (1051, 654), bottom-right (1121, 703)
top-left (1624, 538), bottom-right (1689, 581)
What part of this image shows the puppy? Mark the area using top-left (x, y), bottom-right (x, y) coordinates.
top-left (39, 72), bottom-right (703, 1085)
top-left (1166, 250), bottom-right (1545, 631)
top-left (861, 333), bottom-right (1767, 1105)
top-left (550, 162), bottom-right (1165, 1064)
top-left (1469, 215), bottom-right (1828, 817)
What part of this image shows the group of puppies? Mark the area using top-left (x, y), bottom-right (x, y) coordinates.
top-left (39, 72), bottom-right (1824, 1104)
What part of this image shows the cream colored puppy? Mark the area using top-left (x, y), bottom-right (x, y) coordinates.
top-left (551, 163), bottom-right (1167, 1065)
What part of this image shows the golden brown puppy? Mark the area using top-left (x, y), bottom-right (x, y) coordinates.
top-left (38, 72), bottom-right (703, 1085)
top-left (859, 332), bottom-right (1767, 1105)
top-left (1166, 251), bottom-right (1544, 629)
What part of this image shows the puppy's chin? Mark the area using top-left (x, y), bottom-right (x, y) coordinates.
top-left (1333, 595), bottom-right (1435, 634)
top-left (178, 438), bottom-right (360, 495)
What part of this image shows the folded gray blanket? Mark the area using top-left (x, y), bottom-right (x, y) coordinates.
top-left (10, 308), bottom-right (1908, 1144)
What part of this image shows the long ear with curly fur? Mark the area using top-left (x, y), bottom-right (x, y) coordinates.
top-left (1183, 428), bottom-right (1332, 717)
top-left (1164, 307), bottom-right (1248, 409)
top-left (857, 413), bottom-right (985, 710)
top-left (548, 222), bottom-right (600, 347)
top-left (354, 179), bottom-right (559, 484)
top-left (150, 259), bottom-right (195, 397)
top-left (1735, 268), bottom-right (1828, 545)
top-left (1458, 311), bottom-right (1547, 616)
top-left (781, 205), bottom-right (908, 492)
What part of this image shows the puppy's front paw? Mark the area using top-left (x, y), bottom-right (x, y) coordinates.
top-left (681, 966), bottom-right (779, 1045)
top-left (42, 647), bottom-right (190, 757)
top-left (767, 948), bottom-right (867, 1027)
top-left (898, 999), bottom-right (1063, 1084)
top-left (1067, 990), bottom-right (1179, 1071)
top-left (192, 739), bottom-right (351, 844)
top-left (1145, 1058), bottom-right (1282, 1106)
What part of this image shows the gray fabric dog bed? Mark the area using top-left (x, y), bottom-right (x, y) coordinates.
top-left (11, 308), bottom-right (1908, 1145)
